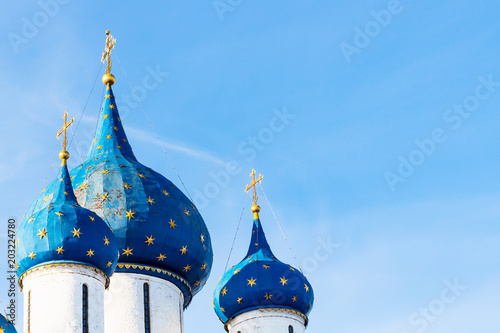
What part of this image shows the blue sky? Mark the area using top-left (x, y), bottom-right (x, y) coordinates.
top-left (1, 1), bottom-right (500, 332)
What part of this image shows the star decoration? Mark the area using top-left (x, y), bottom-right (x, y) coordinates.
top-left (105, 94), bottom-right (111, 99)
top-left (145, 235), bottom-right (155, 246)
top-left (117, 117), bottom-right (121, 122)
top-left (109, 104), bottom-right (115, 109)
top-left (55, 211), bottom-right (64, 217)
top-left (103, 114), bottom-right (109, 119)
top-left (263, 264), bottom-right (270, 269)
top-left (123, 183), bottom-right (132, 189)
top-left (106, 135), bottom-right (112, 139)
top-left (71, 228), bottom-right (82, 238)
top-left (29, 252), bottom-right (36, 260)
top-left (220, 307), bottom-right (225, 313)
top-left (97, 145), bottom-right (103, 150)
top-left (200, 234), bottom-right (205, 242)
top-left (125, 209), bottom-right (135, 220)
top-left (122, 138), bottom-right (127, 142)
top-left (162, 190), bottom-right (169, 196)
top-left (180, 245), bottom-right (188, 255)
top-left (234, 269), bottom-right (240, 275)
top-left (200, 263), bottom-right (207, 271)
top-left (60, 177), bottom-right (64, 181)
top-left (237, 297), bottom-right (243, 304)
top-left (28, 217), bottom-right (34, 223)
top-left (157, 253), bottom-right (167, 261)
top-left (64, 191), bottom-right (68, 195)
top-left (183, 208), bottom-right (190, 216)
top-left (37, 228), bottom-right (48, 239)
top-left (265, 293), bottom-right (272, 300)
top-left (304, 284), bottom-right (310, 292)
top-left (183, 264), bottom-right (192, 272)
top-left (122, 247), bottom-right (133, 256)
top-left (255, 243), bottom-right (259, 246)
top-left (86, 249), bottom-right (95, 257)
top-left (247, 277), bottom-right (257, 287)
top-left (104, 237), bottom-right (110, 246)
top-left (106, 261), bottom-right (112, 267)
top-left (43, 195), bottom-right (50, 202)
top-left (292, 295), bottom-right (298, 302)
top-left (193, 280), bottom-right (201, 287)
top-left (113, 126), bottom-right (118, 131)
top-left (147, 196), bottom-right (155, 205)
top-left (289, 267), bottom-right (295, 271)
top-left (117, 145), bottom-right (122, 149)
top-left (138, 173), bottom-right (146, 179)
top-left (221, 287), bottom-right (228, 296)
top-left (101, 192), bottom-right (109, 201)
top-left (102, 169), bottom-right (110, 174)
top-left (89, 215), bottom-right (95, 222)
top-left (279, 277), bottom-right (288, 286)
top-left (56, 246), bottom-right (65, 254)
top-left (169, 219), bottom-right (177, 229)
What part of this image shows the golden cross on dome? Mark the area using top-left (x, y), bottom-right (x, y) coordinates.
top-left (101, 30), bottom-right (116, 74)
top-left (56, 111), bottom-right (74, 151)
top-left (245, 169), bottom-right (263, 205)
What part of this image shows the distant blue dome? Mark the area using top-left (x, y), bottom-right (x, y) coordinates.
top-left (16, 162), bottom-right (119, 286)
top-left (0, 314), bottom-right (17, 333)
top-left (22, 85), bottom-right (213, 307)
top-left (213, 211), bottom-right (314, 324)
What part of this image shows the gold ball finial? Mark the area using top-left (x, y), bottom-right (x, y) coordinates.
top-left (251, 205), bottom-right (260, 213)
top-left (59, 150), bottom-right (70, 165)
top-left (102, 73), bottom-right (115, 85)
top-left (106, 30), bottom-right (110, 35)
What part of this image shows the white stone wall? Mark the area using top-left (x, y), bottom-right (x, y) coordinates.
top-left (227, 309), bottom-right (306, 333)
top-left (104, 272), bottom-right (184, 333)
top-left (21, 264), bottom-right (106, 333)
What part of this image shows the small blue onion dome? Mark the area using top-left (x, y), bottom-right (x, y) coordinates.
top-left (213, 205), bottom-right (314, 324)
top-left (21, 82), bottom-right (213, 307)
top-left (16, 154), bottom-right (119, 286)
top-left (0, 314), bottom-right (17, 333)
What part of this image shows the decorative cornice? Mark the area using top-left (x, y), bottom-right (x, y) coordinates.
top-left (224, 306), bottom-right (309, 331)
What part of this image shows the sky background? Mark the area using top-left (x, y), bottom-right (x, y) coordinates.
top-left (1, 1), bottom-right (499, 332)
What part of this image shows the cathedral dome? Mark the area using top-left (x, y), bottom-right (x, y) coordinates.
top-left (213, 205), bottom-right (314, 324)
top-left (22, 83), bottom-right (213, 307)
top-left (0, 314), bottom-right (17, 333)
top-left (16, 153), bottom-right (119, 287)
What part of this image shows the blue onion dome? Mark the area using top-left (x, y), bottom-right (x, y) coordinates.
top-left (213, 204), bottom-right (314, 325)
top-left (0, 314), bottom-right (17, 333)
top-left (21, 78), bottom-right (213, 307)
top-left (16, 150), bottom-right (119, 288)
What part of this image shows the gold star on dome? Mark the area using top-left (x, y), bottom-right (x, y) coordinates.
top-left (237, 297), bottom-right (243, 304)
top-left (146, 196), bottom-right (155, 205)
top-left (113, 126), bottom-right (118, 131)
top-left (71, 228), bottom-right (82, 238)
top-left (183, 264), bottom-right (191, 272)
top-left (194, 280), bottom-right (201, 287)
top-left (55, 211), bottom-right (63, 217)
top-left (29, 252), bottom-right (36, 260)
top-left (123, 183), bottom-right (131, 189)
top-left (102, 169), bottom-right (110, 174)
top-left (104, 236), bottom-right (110, 246)
top-left (117, 117), bottom-right (121, 122)
top-left (162, 189), bottom-right (169, 196)
top-left (56, 246), bottom-right (65, 254)
top-left (157, 253), bottom-right (167, 261)
top-left (233, 269), bottom-right (240, 275)
top-left (64, 191), bottom-right (68, 195)
top-left (265, 293), bottom-right (272, 300)
top-left (289, 267), bottom-right (295, 271)
top-left (122, 247), bottom-right (133, 256)
top-left (279, 277), bottom-right (288, 286)
top-left (138, 173), bottom-right (146, 179)
top-left (117, 145), bottom-right (122, 149)
top-left (200, 263), bottom-right (207, 271)
top-left (97, 145), bottom-right (103, 150)
top-left (43, 195), bottom-right (50, 202)
top-left (221, 287), bottom-right (228, 296)
top-left (125, 209), bottom-right (135, 220)
top-left (37, 228), bottom-right (48, 239)
top-left (145, 235), bottom-right (155, 246)
top-left (183, 208), bottom-right (190, 216)
top-left (0, 327), bottom-right (5, 333)
top-left (86, 249), bottom-right (95, 257)
top-left (101, 192), bottom-right (109, 201)
top-left (247, 277), bottom-right (257, 287)
top-left (200, 234), bottom-right (205, 243)
top-left (292, 295), bottom-right (298, 302)
top-left (169, 219), bottom-right (176, 229)
top-left (106, 135), bottom-right (112, 139)
top-left (103, 114), bottom-right (109, 119)
top-left (60, 177), bottom-right (65, 181)
top-left (220, 307), bottom-right (225, 313)
top-left (89, 215), bottom-right (95, 222)
top-left (304, 284), bottom-right (310, 292)
top-left (28, 217), bottom-right (34, 223)
top-left (93, 139), bottom-right (97, 143)
top-left (109, 104), bottom-right (115, 109)
top-left (263, 264), bottom-right (270, 269)
top-left (122, 138), bottom-right (127, 142)
top-left (106, 261), bottom-right (112, 267)
top-left (180, 245), bottom-right (188, 255)
top-left (255, 243), bottom-right (259, 246)
top-left (105, 94), bottom-right (111, 99)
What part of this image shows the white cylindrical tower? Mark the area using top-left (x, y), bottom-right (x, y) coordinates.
top-left (226, 309), bottom-right (306, 333)
top-left (105, 273), bottom-right (184, 333)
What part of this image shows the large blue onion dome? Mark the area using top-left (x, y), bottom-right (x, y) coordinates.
top-left (0, 314), bottom-right (17, 333)
top-left (21, 78), bottom-right (213, 307)
top-left (213, 204), bottom-right (314, 325)
top-left (16, 150), bottom-right (119, 288)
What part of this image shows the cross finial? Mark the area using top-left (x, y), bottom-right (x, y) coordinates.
top-left (101, 30), bottom-right (116, 74)
top-left (56, 111), bottom-right (74, 165)
top-left (245, 169), bottom-right (263, 205)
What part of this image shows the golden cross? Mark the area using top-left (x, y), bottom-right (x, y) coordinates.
top-left (56, 111), bottom-right (74, 151)
top-left (101, 30), bottom-right (116, 74)
top-left (245, 169), bottom-right (263, 205)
